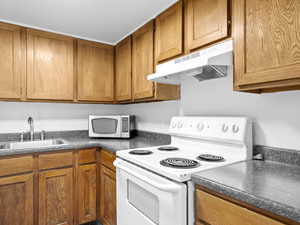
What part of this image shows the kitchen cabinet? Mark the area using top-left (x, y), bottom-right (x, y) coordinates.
top-left (233, 0), bottom-right (300, 93)
top-left (132, 21), bottom-right (155, 100)
top-left (155, 0), bottom-right (183, 63)
top-left (0, 22), bottom-right (25, 100)
top-left (27, 29), bottom-right (74, 100)
top-left (115, 36), bottom-right (132, 101)
top-left (184, 0), bottom-right (230, 52)
top-left (131, 21), bottom-right (180, 102)
top-left (196, 188), bottom-right (289, 225)
top-left (39, 168), bottom-right (74, 225)
top-left (78, 164), bottom-right (97, 224)
top-left (99, 150), bottom-right (117, 225)
top-left (77, 40), bottom-right (114, 102)
top-left (0, 173), bottom-right (33, 225)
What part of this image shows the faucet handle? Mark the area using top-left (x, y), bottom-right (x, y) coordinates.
top-left (40, 130), bottom-right (46, 140)
top-left (20, 132), bottom-right (24, 142)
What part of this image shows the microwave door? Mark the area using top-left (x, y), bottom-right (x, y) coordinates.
top-left (90, 117), bottom-right (121, 137)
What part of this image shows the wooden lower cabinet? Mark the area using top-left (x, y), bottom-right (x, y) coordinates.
top-left (39, 168), bottom-right (74, 225)
top-left (100, 165), bottom-right (117, 225)
top-left (0, 149), bottom-right (118, 225)
top-left (0, 173), bottom-right (34, 225)
top-left (196, 188), bottom-right (287, 225)
top-left (78, 164), bottom-right (97, 224)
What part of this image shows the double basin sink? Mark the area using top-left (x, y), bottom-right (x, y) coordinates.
top-left (0, 139), bottom-right (67, 150)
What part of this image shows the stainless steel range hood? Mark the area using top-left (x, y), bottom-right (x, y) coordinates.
top-left (147, 40), bottom-right (233, 84)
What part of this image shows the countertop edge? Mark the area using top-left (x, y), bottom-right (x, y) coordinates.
top-left (192, 175), bottom-right (300, 223)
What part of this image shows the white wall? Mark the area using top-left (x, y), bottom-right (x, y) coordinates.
top-left (0, 102), bottom-right (125, 133)
top-left (126, 72), bottom-right (300, 150)
top-left (1, 72), bottom-right (300, 150)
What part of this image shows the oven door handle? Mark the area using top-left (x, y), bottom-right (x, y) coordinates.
top-left (115, 160), bottom-right (182, 193)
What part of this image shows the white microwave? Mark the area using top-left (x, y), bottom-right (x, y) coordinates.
top-left (89, 115), bottom-right (134, 138)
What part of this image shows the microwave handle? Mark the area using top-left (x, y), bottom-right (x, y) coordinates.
top-left (114, 160), bottom-right (182, 193)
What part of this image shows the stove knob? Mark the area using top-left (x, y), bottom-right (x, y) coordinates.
top-left (197, 123), bottom-right (204, 132)
top-left (232, 124), bottom-right (239, 133)
top-left (172, 122), bottom-right (177, 128)
top-left (222, 124), bottom-right (229, 133)
top-left (178, 122), bottom-right (183, 128)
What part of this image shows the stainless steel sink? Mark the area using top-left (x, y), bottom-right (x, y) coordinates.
top-left (0, 139), bottom-right (67, 150)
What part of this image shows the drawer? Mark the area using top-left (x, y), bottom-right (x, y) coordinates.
top-left (0, 155), bottom-right (34, 177)
top-left (196, 189), bottom-right (285, 225)
top-left (79, 148), bottom-right (96, 164)
top-left (100, 150), bottom-right (116, 171)
top-left (39, 152), bottom-right (73, 170)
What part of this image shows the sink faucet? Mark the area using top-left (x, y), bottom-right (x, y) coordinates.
top-left (28, 117), bottom-right (34, 141)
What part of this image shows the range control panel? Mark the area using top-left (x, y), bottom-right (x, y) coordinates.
top-left (169, 116), bottom-right (252, 143)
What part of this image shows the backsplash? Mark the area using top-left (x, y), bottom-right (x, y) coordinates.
top-left (0, 102), bottom-right (125, 133)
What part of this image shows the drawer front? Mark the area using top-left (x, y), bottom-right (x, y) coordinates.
top-left (196, 189), bottom-right (285, 225)
top-left (0, 156), bottom-right (34, 177)
top-left (79, 149), bottom-right (96, 164)
top-left (39, 152), bottom-right (73, 170)
top-left (100, 150), bottom-right (116, 171)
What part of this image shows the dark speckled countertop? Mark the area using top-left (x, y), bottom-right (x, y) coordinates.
top-left (192, 158), bottom-right (300, 223)
top-left (0, 130), bottom-right (171, 157)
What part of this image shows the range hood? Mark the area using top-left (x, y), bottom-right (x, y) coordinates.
top-left (148, 39), bottom-right (233, 84)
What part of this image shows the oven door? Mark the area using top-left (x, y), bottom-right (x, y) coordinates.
top-left (114, 158), bottom-right (187, 225)
top-left (89, 116), bottom-right (121, 137)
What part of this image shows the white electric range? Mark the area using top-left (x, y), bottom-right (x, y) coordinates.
top-left (114, 116), bottom-right (252, 225)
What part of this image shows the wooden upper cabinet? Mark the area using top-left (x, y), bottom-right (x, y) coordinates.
top-left (0, 174), bottom-right (33, 225)
top-left (115, 36), bottom-right (132, 101)
top-left (77, 40), bottom-right (114, 102)
top-left (185, 0), bottom-right (229, 52)
top-left (39, 168), bottom-right (74, 225)
top-left (234, 0), bottom-right (300, 91)
top-left (27, 30), bottom-right (74, 100)
top-left (155, 1), bottom-right (183, 63)
top-left (132, 21), bottom-right (154, 100)
top-left (0, 23), bottom-right (24, 99)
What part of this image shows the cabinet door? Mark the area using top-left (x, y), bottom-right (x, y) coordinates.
top-left (185, 0), bottom-right (229, 52)
top-left (78, 164), bottom-right (96, 224)
top-left (115, 36), bottom-right (132, 101)
top-left (100, 165), bottom-right (116, 225)
top-left (234, 0), bottom-right (300, 89)
top-left (0, 174), bottom-right (33, 225)
top-left (27, 30), bottom-right (74, 100)
top-left (39, 168), bottom-right (73, 225)
top-left (155, 1), bottom-right (183, 62)
top-left (0, 23), bottom-right (24, 99)
top-left (132, 21), bottom-right (154, 100)
top-left (77, 40), bottom-right (114, 102)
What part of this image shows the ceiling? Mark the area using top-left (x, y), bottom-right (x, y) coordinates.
top-left (0, 0), bottom-right (178, 45)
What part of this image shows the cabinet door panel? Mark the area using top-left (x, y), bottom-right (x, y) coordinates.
top-left (0, 174), bottom-right (33, 225)
top-left (100, 165), bottom-right (116, 225)
top-left (155, 1), bottom-right (183, 62)
top-left (185, 0), bottom-right (229, 51)
top-left (39, 168), bottom-right (73, 225)
top-left (115, 36), bottom-right (132, 101)
top-left (27, 30), bottom-right (74, 100)
top-left (132, 21), bottom-right (154, 100)
top-left (78, 164), bottom-right (96, 224)
top-left (0, 23), bottom-right (24, 99)
top-left (234, 0), bottom-right (300, 87)
top-left (77, 40), bottom-right (114, 102)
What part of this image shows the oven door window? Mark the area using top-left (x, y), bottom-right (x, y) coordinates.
top-left (92, 118), bottom-right (118, 134)
top-left (128, 180), bottom-right (159, 224)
